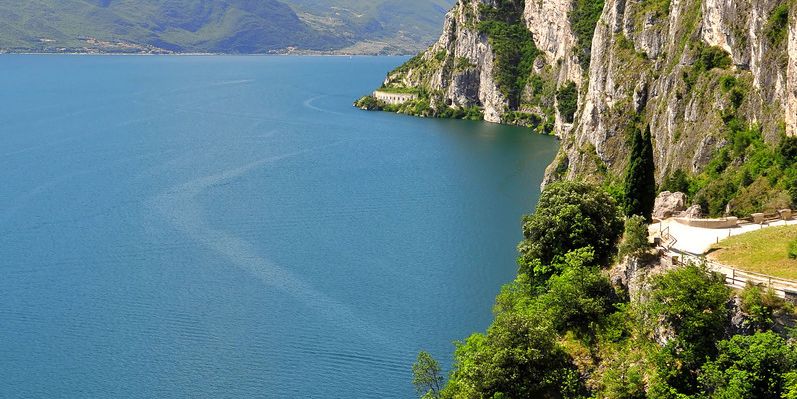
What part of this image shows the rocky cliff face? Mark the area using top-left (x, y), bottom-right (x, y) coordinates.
top-left (376, 0), bottom-right (797, 190)
top-left (565, 0), bottom-right (795, 183)
top-left (382, 0), bottom-right (508, 122)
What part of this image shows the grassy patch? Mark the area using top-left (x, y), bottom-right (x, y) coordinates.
top-left (710, 226), bottom-right (797, 280)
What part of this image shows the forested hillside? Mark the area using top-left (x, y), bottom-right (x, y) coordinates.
top-left (0, 0), bottom-right (454, 54)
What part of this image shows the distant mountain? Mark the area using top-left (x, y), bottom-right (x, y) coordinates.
top-left (0, 0), bottom-right (454, 54)
top-left (284, 0), bottom-right (453, 54)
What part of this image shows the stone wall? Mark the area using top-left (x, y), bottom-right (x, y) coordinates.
top-left (373, 91), bottom-right (418, 105)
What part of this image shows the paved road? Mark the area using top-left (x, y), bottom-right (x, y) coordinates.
top-left (651, 218), bottom-right (797, 254)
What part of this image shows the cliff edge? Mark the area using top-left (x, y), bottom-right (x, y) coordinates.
top-left (360, 0), bottom-right (797, 216)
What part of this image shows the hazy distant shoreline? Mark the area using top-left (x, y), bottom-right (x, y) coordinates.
top-left (0, 51), bottom-right (415, 57)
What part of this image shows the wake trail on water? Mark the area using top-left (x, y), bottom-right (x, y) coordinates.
top-left (149, 143), bottom-right (398, 346)
top-left (303, 95), bottom-right (345, 116)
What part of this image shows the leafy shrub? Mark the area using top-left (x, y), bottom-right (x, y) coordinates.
top-left (719, 75), bottom-right (737, 91)
top-left (780, 136), bottom-right (797, 165)
top-left (729, 88), bottom-right (744, 109)
top-left (740, 282), bottom-right (791, 331)
top-left (618, 215), bottom-right (650, 258)
top-left (695, 45), bottom-right (732, 72)
top-left (648, 264), bottom-right (730, 394)
top-left (766, 3), bottom-right (790, 45)
top-left (789, 239), bottom-right (797, 260)
top-left (699, 332), bottom-right (797, 398)
top-left (660, 169), bottom-right (691, 194)
top-left (537, 257), bottom-right (618, 337)
top-left (441, 313), bottom-right (579, 399)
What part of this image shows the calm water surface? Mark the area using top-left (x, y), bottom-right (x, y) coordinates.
top-left (0, 55), bottom-right (558, 398)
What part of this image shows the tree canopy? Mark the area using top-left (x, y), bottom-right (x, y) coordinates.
top-left (413, 351), bottom-right (443, 399)
top-left (421, 180), bottom-right (797, 399)
top-left (518, 181), bottom-right (624, 281)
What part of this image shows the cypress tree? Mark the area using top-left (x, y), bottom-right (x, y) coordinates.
top-left (623, 125), bottom-right (656, 221)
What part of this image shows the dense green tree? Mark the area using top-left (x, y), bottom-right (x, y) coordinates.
top-left (699, 332), bottom-right (797, 398)
top-left (623, 125), bottom-right (656, 222)
top-left (659, 169), bottom-right (690, 194)
top-left (413, 351), bottom-right (443, 399)
top-left (441, 313), bottom-right (580, 399)
top-left (518, 181), bottom-right (624, 281)
top-left (780, 135), bottom-right (797, 166)
top-left (536, 251), bottom-right (618, 337)
top-left (648, 264), bottom-right (731, 395)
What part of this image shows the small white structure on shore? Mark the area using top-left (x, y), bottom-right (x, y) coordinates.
top-left (373, 90), bottom-right (417, 105)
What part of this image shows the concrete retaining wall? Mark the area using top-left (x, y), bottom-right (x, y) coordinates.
top-left (674, 217), bottom-right (739, 229)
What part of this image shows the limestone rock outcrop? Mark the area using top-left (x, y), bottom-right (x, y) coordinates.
top-left (653, 191), bottom-right (687, 219)
top-left (377, 0), bottom-right (797, 185)
top-left (684, 204), bottom-right (704, 219)
top-left (563, 0), bottom-right (796, 183)
top-left (383, 1), bottom-right (508, 123)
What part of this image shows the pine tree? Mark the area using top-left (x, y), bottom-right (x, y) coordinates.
top-left (623, 125), bottom-right (656, 222)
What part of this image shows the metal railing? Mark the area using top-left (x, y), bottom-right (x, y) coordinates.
top-left (656, 224), bottom-right (677, 250)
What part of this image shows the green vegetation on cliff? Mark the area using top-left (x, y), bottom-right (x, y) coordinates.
top-left (570, 0), bottom-right (606, 69)
top-left (478, 1), bottom-right (540, 107)
top-left (415, 181), bottom-right (797, 398)
top-left (653, 39), bottom-right (797, 218)
top-left (354, 94), bottom-right (484, 121)
top-left (556, 81), bottom-right (579, 123)
top-left (662, 104), bottom-right (797, 217)
top-left (623, 125), bottom-right (656, 222)
top-left (766, 2), bottom-right (791, 45)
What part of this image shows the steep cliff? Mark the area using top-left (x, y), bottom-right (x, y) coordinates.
top-left (564, 0), bottom-right (794, 179)
top-left (363, 0), bottom-right (797, 216)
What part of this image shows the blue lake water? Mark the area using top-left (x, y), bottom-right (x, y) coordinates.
top-left (0, 55), bottom-right (558, 398)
